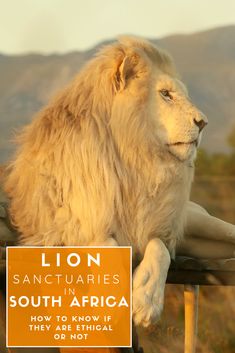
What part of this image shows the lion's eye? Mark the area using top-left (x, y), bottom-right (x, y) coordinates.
top-left (159, 89), bottom-right (173, 101)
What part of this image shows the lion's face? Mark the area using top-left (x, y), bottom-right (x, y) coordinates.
top-left (112, 39), bottom-right (208, 163)
top-left (145, 69), bottom-right (208, 162)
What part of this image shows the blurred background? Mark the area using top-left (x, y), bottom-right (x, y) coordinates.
top-left (1, 0), bottom-right (235, 352)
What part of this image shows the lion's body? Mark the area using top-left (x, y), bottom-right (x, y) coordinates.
top-left (4, 37), bottom-right (200, 258)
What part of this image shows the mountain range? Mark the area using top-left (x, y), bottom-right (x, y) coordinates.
top-left (0, 25), bottom-right (235, 163)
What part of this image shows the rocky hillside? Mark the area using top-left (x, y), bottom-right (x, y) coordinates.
top-left (1, 25), bottom-right (235, 163)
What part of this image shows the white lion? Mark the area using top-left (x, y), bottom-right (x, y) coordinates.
top-left (4, 36), bottom-right (235, 328)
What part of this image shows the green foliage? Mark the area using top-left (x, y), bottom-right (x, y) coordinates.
top-left (195, 149), bottom-right (235, 177)
top-left (227, 125), bottom-right (235, 150)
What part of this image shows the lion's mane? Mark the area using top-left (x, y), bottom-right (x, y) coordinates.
top-left (4, 37), bottom-right (193, 256)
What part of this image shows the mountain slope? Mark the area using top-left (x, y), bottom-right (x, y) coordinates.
top-left (0, 25), bottom-right (235, 163)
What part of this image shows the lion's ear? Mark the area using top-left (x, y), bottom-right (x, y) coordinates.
top-left (114, 56), bottom-right (135, 91)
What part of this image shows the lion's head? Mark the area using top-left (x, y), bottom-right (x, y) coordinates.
top-left (108, 36), bottom-right (208, 163)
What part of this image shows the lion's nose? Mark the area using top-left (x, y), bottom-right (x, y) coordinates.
top-left (193, 114), bottom-right (208, 132)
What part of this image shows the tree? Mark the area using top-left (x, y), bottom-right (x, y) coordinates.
top-left (195, 149), bottom-right (211, 176)
top-left (227, 125), bottom-right (235, 150)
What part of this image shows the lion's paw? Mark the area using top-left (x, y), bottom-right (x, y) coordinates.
top-left (132, 262), bottom-right (164, 328)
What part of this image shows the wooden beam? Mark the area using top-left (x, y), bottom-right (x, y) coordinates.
top-left (184, 285), bottom-right (199, 353)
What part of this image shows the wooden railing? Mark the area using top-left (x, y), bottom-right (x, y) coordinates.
top-left (167, 257), bottom-right (235, 353)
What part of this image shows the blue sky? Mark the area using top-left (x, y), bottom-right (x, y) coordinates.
top-left (1, 0), bottom-right (235, 54)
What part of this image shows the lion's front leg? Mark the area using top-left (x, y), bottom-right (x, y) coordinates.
top-left (176, 201), bottom-right (235, 258)
top-left (132, 238), bottom-right (170, 327)
top-left (185, 201), bottom-right (235, 243)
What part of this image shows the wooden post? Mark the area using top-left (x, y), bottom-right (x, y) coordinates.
top-left (184, 284), bottom-right (199, 353)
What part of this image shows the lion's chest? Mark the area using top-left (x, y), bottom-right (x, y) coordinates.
top-left (115, 164), bottom-right (193, 256)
